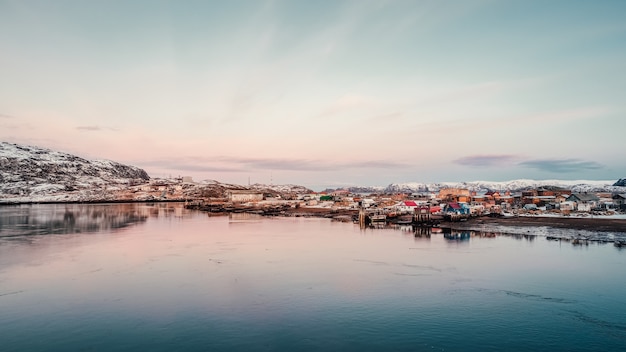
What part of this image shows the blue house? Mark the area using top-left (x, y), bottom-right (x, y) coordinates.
top-left (444, 202), bottom-right (470, 215)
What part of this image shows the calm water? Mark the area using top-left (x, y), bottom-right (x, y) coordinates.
top-left (1, 203), bottom-right (625, 351)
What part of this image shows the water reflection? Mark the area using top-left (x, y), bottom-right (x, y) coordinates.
top-left (443, 229), bottom-right (471, 241)
top-left (426, 227), bottom-right (538, 242)
top-left (228, 212), bottom-right (264, 223)
top-left (0, 202), bottom-right (186, 238)
top-left (1, 204), bottom-right (625, 351)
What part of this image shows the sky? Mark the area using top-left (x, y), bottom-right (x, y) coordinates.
top-left (1, 0), bottom-right (625, 190)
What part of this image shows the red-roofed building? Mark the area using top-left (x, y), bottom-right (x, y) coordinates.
top-left (395, 200), bottom-right (420, 213)
top-left (444, 202), bottom-right (470, 214)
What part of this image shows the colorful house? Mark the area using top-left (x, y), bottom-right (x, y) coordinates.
top-left (396, 200), bottom-right (419, 213)
top-left (443, 202), bottom-right (470, 215)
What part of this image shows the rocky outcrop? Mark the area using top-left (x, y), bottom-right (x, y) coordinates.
top-left (0, 142), bottom-right (149, 198)
top-left (613, 178), bottom-right (626, 187)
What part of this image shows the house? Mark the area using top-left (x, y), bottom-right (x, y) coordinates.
top-left (613, 194), bottom-right (626, 210)
top-left (560, 201), bottom-right (576, 212)
top-left (331, 189), bottom-right (350, 197)
top-left (444, 202), bottom-right (470, 215)
top-left (228, 190), bottom-right (264, 203)
top-left (523, 203), bottom-right (538, 210)
top-left (396, 200), bottom-right (419, 213)
top-left (485, 191), bottom-right (501, 198)
top-left (438, 188), bottom-right (471, 203)
top-left (555, 194), bottom-right (570, 203)
top-left (567, 193), bottom-right (600, 212)
top-left (429, 205), bottom-right (442, 213)
top-left (413, 206), bottom-right (432, 223)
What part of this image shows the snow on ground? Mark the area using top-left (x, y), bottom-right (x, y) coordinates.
top-left (510, 213), bottom-right (626, 220)
top-left (385, 179), bottom-right (626, 193)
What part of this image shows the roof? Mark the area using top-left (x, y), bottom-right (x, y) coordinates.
top-left (229, 189), bottom-right (263, 194)
top-left (613, 194), bottom-right (626, 199)
top-left (448, 202), bottom-right (461, 209)
top-left (568, 193), bottom-right (600, 202)
top-left (404, 201), bottom-right (418, 207)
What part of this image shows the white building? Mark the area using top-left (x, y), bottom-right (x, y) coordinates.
top-left (228, 190), bottom-right (264, 203)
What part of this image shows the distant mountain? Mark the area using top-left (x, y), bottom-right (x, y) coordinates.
top-left (383, 179), bottom-right (626, 193)
top-left (0, 142), bottom-right (315, 203)
top-left (0, 142), bottom-right (149, 199)
top-left (614, 178), bottom-right (626, 187)
top-left (323, 179), bottom-right (626, 194)
top-left (250, 183), bottom-right (313, 195)
top-left (346, 186), bottom-right (386, 194)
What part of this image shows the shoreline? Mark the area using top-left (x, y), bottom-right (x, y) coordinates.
top-left (460, 215), bottom-right (626, 233)
top-left (0, 199), bottom-right (189, 206)
top-left (3, 200), bottom-right (626, 235)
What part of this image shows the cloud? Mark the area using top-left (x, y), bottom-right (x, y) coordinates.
top-left (317, 94), bottom-right (373, 118)
top-left (225, 157), bottom-right (410, 171)
top-left (344, 160), bottom-right (410, 169)
top-left (519, 159), bottom-right (603, 173)
top-left (454, 154), bottom-right (520, 167)
top-left (519, 107), bottom-right (612, 124)
top-left (138, 156), bottom-right (410, 174)
top-left (76, 125), bottom-right (119, 132)
top-left (367, 111), bottom-right (405, 123)
top-left (0, 113), bottom-right (14, 119)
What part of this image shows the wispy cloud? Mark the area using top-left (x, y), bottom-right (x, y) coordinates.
top-left (138, 156), bottom-right (410, 174)
top-left (317, 94), bottom-right (374, 118)
top-left (519, 159), bottom-right (603, 173)
top-left (454, 154), bottom-right (521, 167)
top-left (518, 107), bottom-right (613, 124)
top-left (76, 125), bottom-right (119, 132)
top-left (217, 156), bottom-right (409, 171)
top-left (367, 111), bottom-right (405, 123)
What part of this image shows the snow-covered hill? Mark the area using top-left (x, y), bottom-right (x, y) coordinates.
top-left (383, 179), bottom-right (626, 193)
top-left (0, 143), bottom-right (316, 203)
top-left (0, 142), bottom-right (149, 200)
top-left (614, 178), bottom-right (626, 187)
top-left (250, 183), bottom-right (313, 194)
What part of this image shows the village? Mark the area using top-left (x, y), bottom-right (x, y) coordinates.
top-left (174, 178), bottom-right (626, 224)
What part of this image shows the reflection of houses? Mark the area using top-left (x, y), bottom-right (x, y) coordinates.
top-left (566, 193), bottom-right (600, 212)
top-left (442, 228), bottom-right (471, 241)
top-left (228, 190), bottom-right (264, 203)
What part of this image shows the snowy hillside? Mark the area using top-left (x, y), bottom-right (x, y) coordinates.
top-left (614, 178), bottom-right (626, 187)
top-left (250, 183), bottom-right (313, 194)
top-left (0, 142), bottom-right (149, 199)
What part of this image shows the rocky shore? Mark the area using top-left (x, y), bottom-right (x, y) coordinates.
top-left (460, 215), bottom-right (626, 232)
top-left (191, 203), bottom-right (626, 234)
